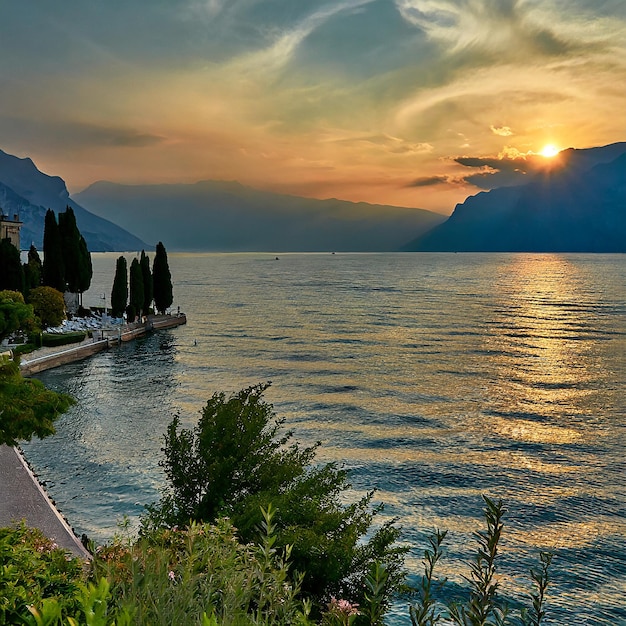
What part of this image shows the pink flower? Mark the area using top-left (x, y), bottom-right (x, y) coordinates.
top-left (168, 570), bottom-right (176, 582)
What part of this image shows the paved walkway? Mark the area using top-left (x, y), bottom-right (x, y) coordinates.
top-left (0, 444), bottom-right (91, 558)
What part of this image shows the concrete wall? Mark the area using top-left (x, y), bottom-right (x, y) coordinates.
top-left (20, 340), bottom-right (109, 376)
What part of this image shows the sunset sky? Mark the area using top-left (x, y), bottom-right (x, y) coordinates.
top-left (1, 1), bottom-right (625, 213)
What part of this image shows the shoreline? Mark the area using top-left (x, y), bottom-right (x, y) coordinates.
top-left (1, 313), bottom-right (187, 556)
top-left (19, 313), bottom-right (187, 376)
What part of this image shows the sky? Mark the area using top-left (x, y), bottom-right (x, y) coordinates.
top-left (1, 0), bottom-right (625, 214)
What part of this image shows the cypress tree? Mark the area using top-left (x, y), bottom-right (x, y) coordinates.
top-left (140, 250), bottom-right (153, 315)
top-left (0, 238), bottom-right (25, 293)
top-left (58, 207), bottom-right (92, 303)
top-left (129, 257), bottom-right (144, 320)
top-left (42, 209), bottom-right (65, 292)
top-left (58, 207), bottom-right (80, 292)
top-left (76, 235), bottom-right (93, 305)
top-left (111, 256), bottom-right (128, 318)
top-left (152, 242), bottom-right (173, 315)
top-left (22, 245), bottom-right (42, 300)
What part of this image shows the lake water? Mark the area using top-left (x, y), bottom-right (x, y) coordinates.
top-left (21, 252), bottom-right (625, 625)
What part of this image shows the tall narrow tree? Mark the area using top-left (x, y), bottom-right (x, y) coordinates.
top-left (23, 245), bottom-right (42, 299)
top-left (111, 256), bottom-right (128, 318)
top-left (76, 234), bottom-right (93, 305)
top-left (42, 209), bottom-right (65, 292)
top-left (0, 239), bottom-right (25, 293)
top-left (152, 242), bottom-right (173, 315)
top-left (140, 250), bottom-right (153, 315)
top-left (58, 206), bottom-right (92, 303)
top-left (58, 207), bottom-right (80, 292)
top-left (129, 257), bottom-right (144, 321)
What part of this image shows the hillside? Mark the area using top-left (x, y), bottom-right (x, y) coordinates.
top-left (404, 142), bottom-right (626, 252)
top-left (75, 180), bottom-right (445, 252)
top-left (0, 149), bottom-right (146, 251)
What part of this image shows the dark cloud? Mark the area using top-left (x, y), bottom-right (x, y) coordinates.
top-left (454, 153), bottom-right (559, 189)
top-left (0, 115), bottom-right (165, 151)
top-left (406, 176), bottom-right (451, 188)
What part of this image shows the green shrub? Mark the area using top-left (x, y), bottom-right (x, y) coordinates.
top-left (92, 508), bottom-right (312, 626)
top-left (144, 383), bottom-right (407, 615)
top-left (409, 497), bottom-right (553, 626)
top-left (40, 331), bottom-right (87, 347)
top-left (0, 523), bottom-right (85, 623)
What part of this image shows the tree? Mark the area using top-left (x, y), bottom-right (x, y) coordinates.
top-left (111, 256), bottom-right (128, 318)
top-left (58, 206), bottom-right (92, 302)
top-left (42, 209), bottom-right (65, 292)
top-left (145, 383), bottom-right (406, 613)
top-left (76, 234), bottom-right (93, 301)
top-left (140, 250), bottom-right (153, 315)
top-left (28, 286), bottom-right (66, 328)
top-left (23, 244), bottom-right (42, 299)
top-left (152, 242), bottom-right (173, 315)
top-left (0, 238), bottom-right (25, 293)
top-left (0, 356), bottom-right (74, 446)
top-left (0, 290), bottom-right (36, 342)
top-left (129, 257), bottom-right (144, 321)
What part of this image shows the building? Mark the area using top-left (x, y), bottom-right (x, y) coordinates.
top-left (0, 210), bottom-right (22, 250)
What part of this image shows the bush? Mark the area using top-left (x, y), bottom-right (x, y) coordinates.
top-left (0, 356), bottom-right (74, 445)
top-left (144, 383), bottom-right (407, 616)
top-left (29, 286), bottom-right (66, 328)
top-left (0, 523), bottom-right (84, 623)
top-left (40, 331), bottom-right (87, 347)
top-left (409, 497), bottom-right (553, 626)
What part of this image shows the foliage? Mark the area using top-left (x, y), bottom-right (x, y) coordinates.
top-left (144, 383), bottom-right (407, 614)
top-left (0, 289), bottom-right (36, 342)
top-left (42, 209), bottom-right (65, 292)
top-left (0, 237), bottom-right (25, 293)
top-left (111, 256), bottom-right (128, 319)
top-left (0, 523), bottom-right (84, 623)
top-left (76, 234), bottom-right (93, 300)
top-left (59, 207), bottom-right (92, 298)
top-left (38, 331), bottom-right (87, 347)
top-left (140, 250), bottom-right (153, 315)
top-left (409, 497), bottom-right (553, 626)
top-left (129, 257), bottom-right (144, 320)
top-left (29, 286), bottom-right (66, 328)
top-left (23, 244), bottom-right (43, 299)
top-left (152, 241), bottom-right (173, 315)
top-left (94, 508), bottom-right (312, 626)
top-left (0, 355), bottom-right (74, 445)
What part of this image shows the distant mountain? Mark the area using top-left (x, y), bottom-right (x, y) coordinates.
top-left (0, 149), bottom-right (146, 251)
top-left (404, 142), bottom-right (626, 252)
top-left (74, 180), bottom-right (445, 252)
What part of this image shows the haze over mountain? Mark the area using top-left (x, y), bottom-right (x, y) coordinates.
top-left (404, 142), bottom-right (626, 252)
top-left (75, 181), bottom-right (445, 252)
top-left (0, 149), bottom-right (146, 251)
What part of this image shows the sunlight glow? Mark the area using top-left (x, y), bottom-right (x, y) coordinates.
top-left (540, 144), bottom-right (560, 158)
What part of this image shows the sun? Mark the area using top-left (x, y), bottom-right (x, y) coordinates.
top-left (540, 144), bottom-right (560, 158)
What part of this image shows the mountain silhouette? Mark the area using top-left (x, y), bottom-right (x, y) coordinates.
top-left (404, 142), bottom-right (626, 252)
top-left (0, 149), bottom-right (146, 251)
top-left (75, 180), bottom-right (445, 252)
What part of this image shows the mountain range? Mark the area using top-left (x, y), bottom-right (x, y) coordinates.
top-left (0, 149), bottom-right (146, 252)
top-left (404, 142), bottom-right (626, 252)
top-left (74, 180), bottom-right (444, 252)
top-left (2, 141), bottom-right (625, 253)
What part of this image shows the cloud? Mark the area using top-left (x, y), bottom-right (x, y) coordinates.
top-left (0, 115), bottom-right (165, 151)
top-left (330, 133), bottom-right (433, 156)
top-left (453, 148), bottom-right (561, 188)
top-left (491, 125), bottom-right (513, 136)
top-left (406, 175), bottom-right (452, 188)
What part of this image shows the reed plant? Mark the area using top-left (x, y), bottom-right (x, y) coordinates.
top-left (409, 497), bottom-right (553, 626)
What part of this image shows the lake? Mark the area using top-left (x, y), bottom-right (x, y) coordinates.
top-left (21, 252), bottom-right (626, 625)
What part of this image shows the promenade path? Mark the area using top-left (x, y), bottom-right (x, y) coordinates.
top-left (1, 314), bottom-right (186, 558)
top-left (0, 444), bottom-right (91, 558)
